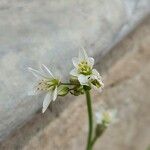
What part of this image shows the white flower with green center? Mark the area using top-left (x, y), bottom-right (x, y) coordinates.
top-left (28, 64), bottom-right (60, 113)
top-left (70, 48), bottom-right (104, 90)
top-left (95, 108), bottom-right (117, 127)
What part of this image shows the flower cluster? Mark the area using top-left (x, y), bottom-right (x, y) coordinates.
top-left (28, 48), bottom-right (117, 149)
top-left (29, 49), bottom-right (104, 113)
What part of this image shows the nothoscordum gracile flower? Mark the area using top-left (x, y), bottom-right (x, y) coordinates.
top-left (70, 48), bottom-right (104, 91)
top-left (28, 65), bottom-right (60, 113)
top-left (95, 108), bottom-right (117, 127)
top-left (90, 108), bottom-right (117, 147)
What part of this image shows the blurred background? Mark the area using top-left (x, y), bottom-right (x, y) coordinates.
top-left (0, 0), bottom-right (150, 150)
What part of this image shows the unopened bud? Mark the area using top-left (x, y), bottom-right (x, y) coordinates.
top-left (70, 85), bottom-right (84, 96)
top-left (70, 76), bottom-right (80, 85)
top-left (95, 124), bottom-right (106, 137)
top-left (58, 86), bottom-right (69, 96)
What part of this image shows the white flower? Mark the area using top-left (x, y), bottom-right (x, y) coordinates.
top-left (28, 64), bottom-right (60, 113)
top-left (70, 48), bottom-right (104, 91)
top-left (95, 108), bottom-right (117, 127)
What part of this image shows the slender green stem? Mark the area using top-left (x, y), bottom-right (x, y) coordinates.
top-left (85, 90), bottom-right (93, 150)
top-left (91, 136), bottom-right (98, 148)
top-left (61, 82), bottom-right (78, 86)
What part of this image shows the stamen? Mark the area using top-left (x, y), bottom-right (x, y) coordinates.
top-left (36, 78), bottom-right (60, 92)
top-left (78, 61), bottom-right (92, 75)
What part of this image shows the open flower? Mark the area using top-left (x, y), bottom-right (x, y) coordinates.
top-left (28, 64), bottom-right (60, 113)
top-left (70, 48), bottom-right (104, 91)
top-left (95, 108), bottom-right (117, 127)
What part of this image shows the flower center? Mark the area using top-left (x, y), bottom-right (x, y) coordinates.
top-left (37, 79), bottom-right (60, 91)
top-left (78, 61), bottom-right (92, 75)
top-left (102, 112), bottom-right (111, 125)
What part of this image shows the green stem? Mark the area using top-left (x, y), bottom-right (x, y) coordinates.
top-left (85, 89), bottom-right (93, 150)
top-left (61, 82), bottom-right (78, 86)
top-left (91, 136), bottom-right (98, 148)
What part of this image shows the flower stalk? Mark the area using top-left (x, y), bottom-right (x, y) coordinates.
top-left (91, 136), bottom-right (98, 148)
top-left (61, 82), bottom-right (79, 86)
top-left (84, 88), bottom-right (93, 150)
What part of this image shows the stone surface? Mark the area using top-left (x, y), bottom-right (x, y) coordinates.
top-left (0, 16), bottom-right (150, 150)
top-left (0, 0), bottom-right (150, 141)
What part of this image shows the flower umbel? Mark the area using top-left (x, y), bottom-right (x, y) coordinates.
top-left (28, 64), bottom-right (60, 113)
top-left (27, 47), bottom-right (115, 150)
top-left (70, 48), bottom-right (104, 91)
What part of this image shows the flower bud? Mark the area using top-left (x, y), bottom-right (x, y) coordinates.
top-left (70, 85), bottom-right (84, 96)
top-left (58, 86), bottom-right (69, 96)
top-left (70, 76), bottom-right (80, 85)
top-left (95, 124), bottom-right (106, 137)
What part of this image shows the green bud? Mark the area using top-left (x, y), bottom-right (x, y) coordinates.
top-left (70, 85), bottom-right (84, 96)
top-left (70, 76), bottom-right (80, 85)
top-left (58, 86), bottom-right (69, 96)
top-left (95, 124), bottom-right (107, 137)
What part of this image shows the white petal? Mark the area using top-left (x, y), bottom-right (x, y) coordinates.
top-left (99, 80), bottom-right (104, 88)
top-left (72, 57), bottom-right (79, 68)
top-left (91, 84), bottom-right (100, 92)
top-left (89, 57), bottom-right (94, 67)
top-left (42, 92), bottom-right (52, 113)
top-left (70, 68), bottom-right (78, 76)
top-left (79, 47), bottom-right (89, 61)
top-left (95, 112), bottom-right (103, 124)
top-left (41, 64), bottom-right (54, 78)
top-left (28, 67), bottom-right (46, 79)
top-left (92, 69), bottom-right (100, 78)
top-left (92, 69), bottom-right (103, 85)
top-left (52, 87), bottom-right (58, 101)
top-left (78, 74), bottom-right (89, 85)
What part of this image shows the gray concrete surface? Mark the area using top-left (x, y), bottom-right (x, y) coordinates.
top-left (0, 0), bottom-right (149, 141)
